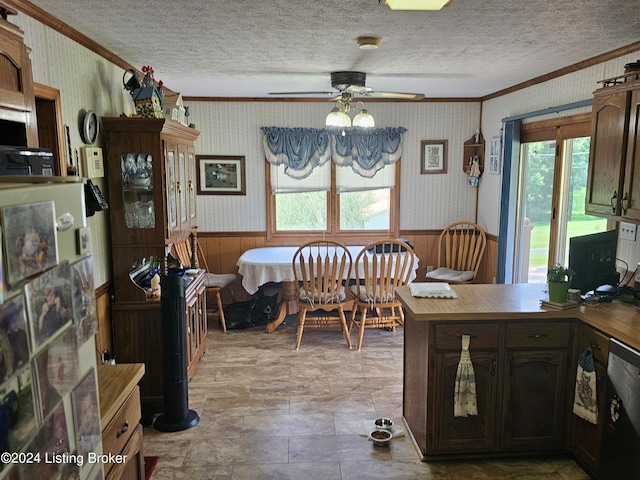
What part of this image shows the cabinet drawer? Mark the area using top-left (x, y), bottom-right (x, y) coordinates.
top-left (434, 323), bottom-right (499, 350)
top-left (506, 322), bottom-right (571, 349)
top-left (102, 386), bottom-right (141, 475)
top-left (577, 324), bottom-right (609, 364)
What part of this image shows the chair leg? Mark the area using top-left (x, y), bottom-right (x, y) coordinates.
top-left (357, 308), bottom-right (367, 351)
top-left (216, 289), bottom-right (227, 332)
top-left (295, 309), bottom-right (307, 350)
top-left (339, 307), bottom-right (352, 349)
top-left (348, 307), bottom-right (357, 334)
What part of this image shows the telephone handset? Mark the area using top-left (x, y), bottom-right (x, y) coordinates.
top-left (85, 179), bottom-right (109, 216)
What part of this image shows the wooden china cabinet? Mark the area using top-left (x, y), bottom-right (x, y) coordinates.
top-left (102, 117), bottom-right (206, 412)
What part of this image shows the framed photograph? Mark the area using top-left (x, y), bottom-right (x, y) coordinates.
top-left (32, 326), bottom-right (78, 419)
top-left (72, 368), bottom-right (101, 459)
top-left (19, 401), bottom-right (69, 480)
top-left (0, 294), bottom-right (31, 379)
top-left (420, 140), bottom-right (448, 174)
top-left (76, 227), bottom-right (91, 255)
top-left (1, 201), bottom-right (58, 287)
top-left (0, 365), bottom-right (37, 458)
top-left (25, 261), bottom-right (72, 350)
top-left (489, 136), bottom-right (502, 175)
top-left (196, 155), bottom-right (246, 195)
top-left (71, 257), bottom-right (98, 345)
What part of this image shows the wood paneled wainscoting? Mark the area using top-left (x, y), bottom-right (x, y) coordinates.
top-left (95, 232), bottom-right (497, 355)
top-left (196, 230), bottom-right (498, 305)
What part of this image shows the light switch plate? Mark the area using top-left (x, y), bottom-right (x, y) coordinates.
top-left (620, 222), bottom-right (637, 241)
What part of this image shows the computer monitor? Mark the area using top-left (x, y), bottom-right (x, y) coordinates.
top-left (568, 229), bottom-right (619, 294)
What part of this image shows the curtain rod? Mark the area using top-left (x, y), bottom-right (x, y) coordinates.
top-left (501, 99), bottom-right (593, 123)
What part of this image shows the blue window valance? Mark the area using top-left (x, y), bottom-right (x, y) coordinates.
top-left (261, 126), bottom-right (407, 179)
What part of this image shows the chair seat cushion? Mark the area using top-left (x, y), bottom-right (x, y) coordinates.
top-left (350, 285), bottom-right (395, 303)
top-left (203, 273), bottom-right (237, 288)
top-left (426, 267), bottom-right (474, 282)
top-left (300, 286), bottom-right (346, 303)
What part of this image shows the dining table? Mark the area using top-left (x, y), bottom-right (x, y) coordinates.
top-left (236, 245), bottom-right (419, 332)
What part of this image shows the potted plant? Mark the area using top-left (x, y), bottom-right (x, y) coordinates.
top-left (547, 263), bottom-right (575, 303)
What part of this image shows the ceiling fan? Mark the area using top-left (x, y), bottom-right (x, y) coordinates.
top-left (269, 71), bottom-right (425, 100)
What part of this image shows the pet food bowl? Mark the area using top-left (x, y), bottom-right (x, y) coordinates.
top-left (369, 429), bottom-right (392, 447)
top-left (374, 418), bottom-right (394, 430)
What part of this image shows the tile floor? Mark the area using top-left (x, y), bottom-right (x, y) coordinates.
top-left (143, 318), bottom-right (591, 480)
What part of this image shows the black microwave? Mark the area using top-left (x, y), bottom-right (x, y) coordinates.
top-left (0, 146), bottom-right (54, 176)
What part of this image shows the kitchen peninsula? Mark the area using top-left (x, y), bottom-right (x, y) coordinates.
top-left (397, 282), bottom-right (640, 477)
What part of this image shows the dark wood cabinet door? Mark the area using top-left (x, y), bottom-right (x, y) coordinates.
top-left (622, 88), bottom-right (640, 220)
top-left (502, 350), bottom-right (568, 450)
top-left (431, 350), bottom-right (499, 453)
top-left (586, 89), bottom-right (629, 216)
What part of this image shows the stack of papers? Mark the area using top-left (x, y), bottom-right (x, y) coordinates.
top-left (539, 298), bottom-right (580, 310)
top-left (409, 282), bottom-right (457, 299)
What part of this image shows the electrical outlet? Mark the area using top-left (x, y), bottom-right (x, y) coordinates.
top-left (426, 265), bottom-right (434, 273)
top-left (620, 222), bottom-right (637, 241)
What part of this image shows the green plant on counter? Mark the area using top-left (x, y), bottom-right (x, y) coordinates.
top-left (547, 263), bottom-right (575, 283)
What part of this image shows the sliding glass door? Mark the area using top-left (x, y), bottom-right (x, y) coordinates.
top-left (513, 121), bottom-right (608, 283)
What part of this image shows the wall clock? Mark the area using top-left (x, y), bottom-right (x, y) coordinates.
top-left (81, 110), bottom-right (99, 144)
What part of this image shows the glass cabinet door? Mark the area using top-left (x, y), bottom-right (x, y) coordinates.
top-left (188, 147), bottom-right (197, 225)
top-left (166, 145), bottom-right (178, 235)
top-left (178, 148), bottom-right (188, 228)
top-left (121, 152), bottom-right (155, 228)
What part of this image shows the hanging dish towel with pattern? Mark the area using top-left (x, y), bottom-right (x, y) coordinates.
top-left (573, 346), bottom-right (598, 424)
top-left (454, 334), bottom-right (478, 417)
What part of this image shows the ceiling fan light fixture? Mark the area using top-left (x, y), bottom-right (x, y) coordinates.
top-left (357, 36), bottom-right (381, 50)
top-left (380, 0), bottom-right (451, 10)
top-left (326, 107), bottom-right (351, 127)
top-left (353, 109), bottom-right (375, 128)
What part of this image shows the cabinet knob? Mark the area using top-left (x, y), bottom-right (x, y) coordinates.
top-left (527, 333), bottom-right (548, 339)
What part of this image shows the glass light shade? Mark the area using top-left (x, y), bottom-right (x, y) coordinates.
top-left (352, 109), bottom-right (375, 128)
top-left (383, 0), bottom-right (450, 10)
top-left (325, 108), bottom-right (351, 127)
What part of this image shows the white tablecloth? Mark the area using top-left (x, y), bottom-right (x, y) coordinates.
top-left (237, 246), bottom-right (418, 294)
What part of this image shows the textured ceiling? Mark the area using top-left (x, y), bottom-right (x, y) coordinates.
top-left (25, 0), bottom-right (640, 99)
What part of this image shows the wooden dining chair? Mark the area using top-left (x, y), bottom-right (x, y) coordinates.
top-left (173, 234), bottom-right (237, 332)
top-left (349, 239), bottom-right (415, 350)
top-left (425, 221), bottom-right (486, 283)
top-left (292, 240), bottom-right (352, 350)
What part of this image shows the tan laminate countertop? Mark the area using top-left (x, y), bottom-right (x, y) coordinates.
top-left (397, 283), bottom-right (640, 351)
top-left (97, 363), bottom-right (145, 427)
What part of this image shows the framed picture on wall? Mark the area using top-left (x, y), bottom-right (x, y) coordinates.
top-left (420, 140), bottom-right (448, 174)
top-left (489, 137), bottom-right (502, 175)
top-left (196, 155), bottom-right (246, 195)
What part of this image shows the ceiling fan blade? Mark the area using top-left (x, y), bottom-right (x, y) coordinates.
top-left (268, 91), bottom-right (336, 96)
top-left (362, 91), bottom-right (425, 100)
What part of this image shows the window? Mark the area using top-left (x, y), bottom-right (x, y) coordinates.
top-left (513, 117), bottom-right (609, 283)
top-left (267, 160), bottom-right (400, 242)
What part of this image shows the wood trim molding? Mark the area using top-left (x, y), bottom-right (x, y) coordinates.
top-left (482, 41), bottom-right (640, 102)
top-left (33, 82), bottom-right (66, 174)
top-left (6, 0), bottom-right (136, 72)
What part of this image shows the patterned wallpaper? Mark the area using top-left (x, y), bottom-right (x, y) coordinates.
top-left (191, 100), bottom-right (482, 232)
top-left (14, 14), bottom-right (136, 287)
top-left (12, 11), bottom-right (640, 281)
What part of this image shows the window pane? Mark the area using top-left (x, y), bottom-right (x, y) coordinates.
top-left (275, 191), bottom-right (327, 230)
top-left (339, 189), bottom-right (390, 230)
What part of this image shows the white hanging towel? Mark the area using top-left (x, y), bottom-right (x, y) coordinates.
top-left (573, 347), bottom-right (598, 424)
top-left (454, 334), bottom-right (478, 417)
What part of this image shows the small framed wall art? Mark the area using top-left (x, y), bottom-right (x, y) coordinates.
top-left (196, 155), bottom-right (246, 195)
top-left (420, 140), bottom-right (448, 174)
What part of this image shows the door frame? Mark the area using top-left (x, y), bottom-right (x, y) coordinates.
top-left (33, 83), bottom-right (67, 175)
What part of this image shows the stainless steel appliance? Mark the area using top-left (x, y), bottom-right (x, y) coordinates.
top-left (0, 145), bottom-right (54, 175)
top-left (600, 338), bottom-right (640, 479)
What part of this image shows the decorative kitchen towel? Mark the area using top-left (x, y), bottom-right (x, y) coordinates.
top-left (454, 334), bottom-right (478, 417)
top-left (573, 346), bottom-right (598, 424)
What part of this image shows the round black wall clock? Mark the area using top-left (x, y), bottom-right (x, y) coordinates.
top-left (81, 110), bottom-right (99, 144)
